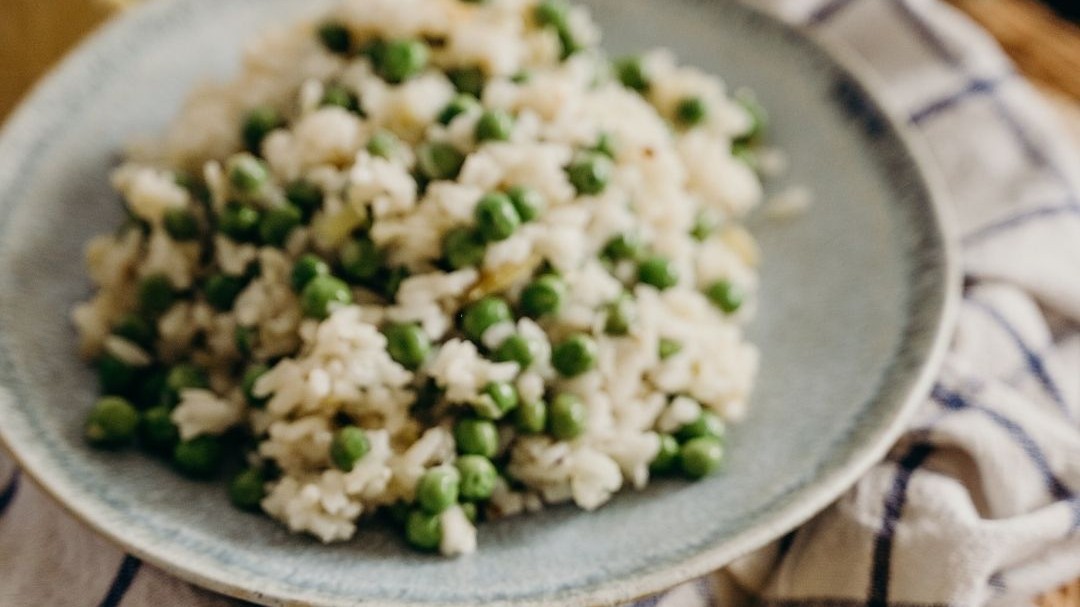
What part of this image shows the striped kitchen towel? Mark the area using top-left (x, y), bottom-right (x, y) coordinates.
top-left (2, 0), bottom-right (1079, 605)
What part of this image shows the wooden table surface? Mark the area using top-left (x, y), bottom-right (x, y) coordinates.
top-left (0, 0), bottom-right (1077, 604)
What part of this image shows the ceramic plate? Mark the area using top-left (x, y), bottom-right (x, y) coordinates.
top-left (0, 0), bottom-right (959, 605)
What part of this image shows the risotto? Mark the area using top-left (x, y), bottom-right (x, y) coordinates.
top-left (73, 0), bottom-right (768, 556)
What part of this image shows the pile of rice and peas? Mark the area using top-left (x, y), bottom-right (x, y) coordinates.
top-left (73, 0), bottom-right (769, 556)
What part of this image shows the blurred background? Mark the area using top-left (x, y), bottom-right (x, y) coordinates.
top-left (0, 0), bottom-right (1076, 605)
top-left (0, 0), bottom-right (1077, 122)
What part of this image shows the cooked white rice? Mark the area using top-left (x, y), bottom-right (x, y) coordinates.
top-left (73, 0), bottom-right (766, 556)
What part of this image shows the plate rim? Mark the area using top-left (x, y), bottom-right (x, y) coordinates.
top-left (0, 1), bottom-right (962, 605)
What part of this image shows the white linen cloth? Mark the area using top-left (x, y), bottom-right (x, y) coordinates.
top-left (1, 0), bottom-right (1079, 605)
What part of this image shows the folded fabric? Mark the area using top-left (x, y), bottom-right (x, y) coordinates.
top-left (2, 1), bottom-right (1078, 606)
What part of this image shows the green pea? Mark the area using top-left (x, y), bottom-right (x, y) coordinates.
top-left (604, 295), bottom-right (635, 336)
top-left (218, 203), bottom-right (262, 243)
top-left (475, 109), bottom-right (514, 142)
top-left (677, 410), bottom-right (726, 442)
top-left (340, 236), bottom-right (382, 282)
top-left (321, 83), bottom-right (362, 114)
top-left (285, 180), bottom-right (323, 221)
top-left (317, 21), bottom-right (352, 54)
top-left (731, 141), bottom-right (759, 173)
top-left (242, 364), bottom-right (271, 408)
top-left (442, 227), bottom-right (486, 270)
top-left (135, 369), bottom-right (168, 410)
top-left (416, 467), bottom-right (461, 514)
top-left (163, 208), bottom-right (200, 241)
top-left (360, 39), bottom-right (387, 66)
top-left (456, 455), bottom-right (497, 502)
top-left (235, 325), bottom-right (256, 357)
top-left (690, 211), bottom-right (719, 242)
top-left (300, 275), bottom-right (353, 320)
top-left (139, 405), bottom-right (179, 455)
top-left (734, 94), bottom-right (767, 146)
top-left (291, 254), bottom-right (331, 292)
top-left (474, 192), bottom-right (521, 242)
top-left (330, 426), bottom-right (370, 472)
top-left (112, 313), bottom-right (156, 350)
top-left (366, 130), bottom-right (399, 159)
top-left (384, 323), bottom-right (431, 370)
top-left (658, 337), bottom-right (682, 360)
top-left (650, 433), bottom-right (680, 474)
top-left (602, 233), bottom-right (644, 262)
top-left (474, 381), bottom-right (519, 420)
top-left (165, 363), bottom-right (209, 407)
top-left (85, 396), bottom-right (139, 448)
top-left (377, 266), bottom-right (410, 301)
top-left (638, 255), bottom-right (679, 290)
top-left (460, 501), bottom-right (479, 523)
top-left (614, 56), bottom-right (650, 92)
top-left (506, 185), bottom-right (544, 222)
top-left (98, 354), bottom-right (136, 396)
top-left (138, 274), bottom-right (176, 317)
top-left (242, 106), bottom-right (284, 153)
top-left (551, 334), bottom-right (597, 377)
top-left (453, 418), bottom-right (499, 458)
top-left (417, 141), bottom-right (465, 181)
top-left (174, 172), bottom-right (210, 202)
top-left (705, 280), bottom-right (744, 314)
top-left (447, 66), bottom-right (486, 98)
top-left (510, 70), bottom-right (532, 84)
top-left (229, 154), bottom-right (270, 194)
top-left (567, 152), bottom-right (613, 196)
top-left (675, 96), bottom-right (708, 127)
top-left (229, 468), bottom-right (267, 511)
top-left (557, 21), bottom-right (580, 58)
top-left (514, 398), bottom-right (547, 435)
top-left (492, 334), bottom-right (537, 368)
top-left (592, 132), bottom-right (617, 159)
top-left (534, 0), bottom-right (570, 28)
top-left (405, 509), bottom-right (442, 551)
top-left (204, 273), bottom-right (246, 311)
top-left (173, 435), bottom-right (224, 479)
top-left (679, 436), bottom-right (723, 479)
top-left (461, 296), bottom-right (512, 342)
top-left (520, 275), bottom-right (565, 318)
top-left (438, 94), bottom-right (481, 126)
top-left (258, 205), bottom-right (302, 247)
top-left (378, 39), bottom-right (429, 83)
top-left (548, 393), bottom-right (586, 440)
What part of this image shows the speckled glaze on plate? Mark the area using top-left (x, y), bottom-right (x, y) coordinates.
top-left (0, 0), bottom-right (959, 605)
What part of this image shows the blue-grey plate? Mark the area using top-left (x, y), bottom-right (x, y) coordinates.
top-left (0, 0), bottom-right (959, 605)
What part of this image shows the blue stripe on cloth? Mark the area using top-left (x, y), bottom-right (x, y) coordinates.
top-left (868, 442), bottom-right (935, 607)
top-left (931, 386), bottom-right (1074, 501)
top-left (889, 0), bottom-right (1064, 171)
top-left (968, 300), bottom-right (1074, 420)
top-left (97, 555), bottom-right (142, 607)
top-left (909, 75), bottom-right (1009, 125)
top-left (804, 0), bottom-right (860, 26)
top-left (889, 0), bottom-right (959, 63)
top-left (961, 199), bottom-right (1080, 246)
top-left (0, 471), bottom-right (20, 518)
